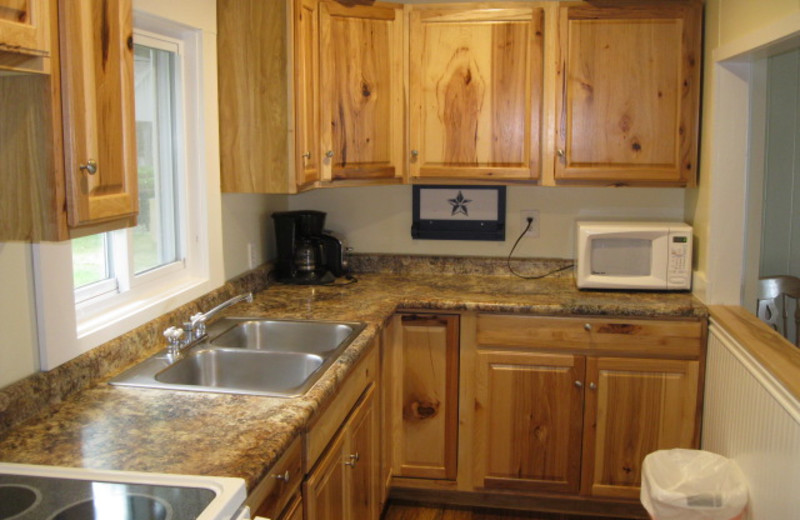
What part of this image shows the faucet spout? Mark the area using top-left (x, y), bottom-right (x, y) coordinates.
top-left (188, 292), bottom-right (254, 340)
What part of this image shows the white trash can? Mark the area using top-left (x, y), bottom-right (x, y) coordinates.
top-left (641, 449), bottom-right (748, 520)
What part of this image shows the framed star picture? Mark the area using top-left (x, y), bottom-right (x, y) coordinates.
top-left (411, 185), bottom-right (506, 241)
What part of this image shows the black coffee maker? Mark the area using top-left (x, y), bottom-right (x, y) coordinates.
top-left (272, 210), bottom-right (350, 284)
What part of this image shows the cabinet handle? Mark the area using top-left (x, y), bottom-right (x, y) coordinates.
top-left (589, 382), bottom-right (597, 390)
top-left (584, 323), bottom-right (592, 331)
top-left (325, 150), bottom-right (334, 159)
top-left (344, 452), bottom-right (359, 467)
top-left (270, 470), bottom-right (290, 482)
top-left (574, 380), bottom-right (583, 388)
top-left (80, 159), bottom-right (98, 175)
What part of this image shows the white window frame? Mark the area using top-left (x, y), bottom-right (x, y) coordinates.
top-left (32, 10), bottom-right (224, 370)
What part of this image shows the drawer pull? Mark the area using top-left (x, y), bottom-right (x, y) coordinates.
top-left (270, 470), bottom-right (290, 482)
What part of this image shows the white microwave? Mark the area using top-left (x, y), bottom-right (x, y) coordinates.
top-left (576, 221), bottom-right (692, 290)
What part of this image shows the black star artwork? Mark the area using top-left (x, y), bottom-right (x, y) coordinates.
top-left (448, 191), bottom-right (472, 216)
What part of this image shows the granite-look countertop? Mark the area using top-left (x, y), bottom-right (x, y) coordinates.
top-left (0, 270), bottom-right (706, 493)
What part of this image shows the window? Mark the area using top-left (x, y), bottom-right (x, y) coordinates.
top-left (72, 31), bottom-right (186, 309)
top-left (32, 10), bottom-right (224, 371)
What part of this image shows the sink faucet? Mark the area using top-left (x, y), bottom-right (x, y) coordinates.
top-left (186, 292), bottom-right (254, 341)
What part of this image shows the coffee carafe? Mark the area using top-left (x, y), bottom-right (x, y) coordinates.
top-left (271, 210), bottom-right (336, 284)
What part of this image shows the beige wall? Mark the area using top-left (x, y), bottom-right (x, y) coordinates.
top-left (0, 244), bottom-right (38, 386)
top-left (289, 186), bottom-right (686, 258)
top-left (686, 0), bottom-right (800, 295)
top-left (222, 194), bottom-right (289, 279)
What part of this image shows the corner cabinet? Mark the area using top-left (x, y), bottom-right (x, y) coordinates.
top-left (218, 0), bottom-right (404, 194)
top-left (554, 1), bottom-right (702, 186)
top-left (408, 5), bottom-right (544, 182)
top-left (470, 315), bottom-right (704, 502)
top-left (386, 313), bottom-right (460, 482)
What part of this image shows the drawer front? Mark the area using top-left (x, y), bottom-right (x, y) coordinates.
top-left (250, 435), bottom-right (304, 519)
top-left (476, 314), bottom-right (703, 357)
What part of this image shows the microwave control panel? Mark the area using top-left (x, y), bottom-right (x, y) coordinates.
top-left (667, 231), bottom-right (692, 289)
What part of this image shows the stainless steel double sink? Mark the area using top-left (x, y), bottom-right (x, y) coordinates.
top-left (110, 318), bottom-right (365, 398)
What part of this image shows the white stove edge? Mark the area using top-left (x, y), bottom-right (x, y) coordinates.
top-left (0, 462), bottom-right (248, 520)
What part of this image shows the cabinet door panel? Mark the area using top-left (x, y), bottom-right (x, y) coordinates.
top-left (294, 0), bottom-right (320, 189)
top-left (393, 314), bottom-right (459, 480)
top-left (555, 2), bottom-right (701, 185)
top-left (305, 428), bottom-right (347, 520)
top-left (319, 1), bottom-right (403, 182)
top-left (0, 0), bottom-right (49, 56)
top-left (582, 357), bottom-right (700, 498)
top-left (474, 351), bottom-right (584, 494)
top-left (60, 0), bottom-right (137, 228)
top-left (347, 386), bottom-right (378, 520)
top-left (409, 6), bottom-right (542, 180)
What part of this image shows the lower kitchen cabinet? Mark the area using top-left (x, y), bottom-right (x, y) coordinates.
top-left (469, 314), bottom-right (705, 504)
top-left (305, 384), bottom-right (379, 520)
top-left (386, 313), bottom-right (459, 482)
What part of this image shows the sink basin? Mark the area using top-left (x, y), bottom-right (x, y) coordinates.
top-left (155, 349), bottom-right (325, 396)
top-left (209, 319), bottom-right (358, 355)
top-left (110, 318), bottom-right (365, 397)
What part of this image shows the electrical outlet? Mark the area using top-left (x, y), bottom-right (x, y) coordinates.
top-left (247, 242), bottom-right (258, 269)
top-left (520, 210), bottom-right (540, 238)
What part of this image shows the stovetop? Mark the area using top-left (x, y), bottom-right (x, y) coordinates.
top-left (0, 463), bottom-right (247, 520)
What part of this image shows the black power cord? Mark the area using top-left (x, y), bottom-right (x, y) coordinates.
top-left (507, 217), bottom-right (574, 280)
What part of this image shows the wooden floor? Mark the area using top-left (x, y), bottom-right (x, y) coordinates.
top-left (382, 502), bottom-right (635, 520)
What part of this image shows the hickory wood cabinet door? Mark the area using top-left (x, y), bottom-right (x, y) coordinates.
top-left (0, 0), bottom-right (50, 59)
top-left (318, 1), bottom-right (404, 184)
top-left (305, 385), bottom-right (380, 520)
top-left (59, 0), bottom-right (138, 230)
top-left (473, 350), bottom-right (585, 494)
top-left (388, 313), bottom-right (459, 481)
top-left (554, 1), bottom-right (702, 186)
top-left (294, 0), bottom-right (321, 189)
top-left (408, 5), bottom-right (544, 181)
top-left (581, 356), bottom-right (700, 499)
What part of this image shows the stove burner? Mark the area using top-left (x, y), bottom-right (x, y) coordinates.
top-left (48, 494), bottom-right (172, 520)
top-left (0, 484), bottom-right (41, 519)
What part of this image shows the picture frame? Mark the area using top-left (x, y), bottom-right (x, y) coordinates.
top-left (411, 185), bottom-right (506, 241)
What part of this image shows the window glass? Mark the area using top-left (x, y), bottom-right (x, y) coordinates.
top-left (72, 234), bottom-right (112, 288)
top-left (133, 43), bottom-right (181, 275)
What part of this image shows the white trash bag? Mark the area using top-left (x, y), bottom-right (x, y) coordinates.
top-left (641, 449), bottom-right (748, 520)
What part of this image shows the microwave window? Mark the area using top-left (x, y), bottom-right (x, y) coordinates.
top-left (590, 238), bottom-right (652, 276)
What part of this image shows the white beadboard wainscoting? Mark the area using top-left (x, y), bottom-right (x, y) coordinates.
top-left (703, 322), bottom-right (800, 518)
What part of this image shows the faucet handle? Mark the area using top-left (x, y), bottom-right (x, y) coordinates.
top-left (190, 312), bottom-right (208, 337)
top-left (164, 326), bottom-right (184, 344)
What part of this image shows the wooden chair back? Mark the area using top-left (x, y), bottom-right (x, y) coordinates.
top-left (757, 275), bottom-right (800, 347)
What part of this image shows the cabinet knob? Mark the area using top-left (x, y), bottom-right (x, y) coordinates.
top-left (557, 148), bottom-right (565, 157)
top-left (302, 152), bottom-right (312, 160)
top-left (574, 380), bottom-right (583, 388)
top-left (584, 323), bottom-right (592, 331)
top-left (589, 382), bottom-right (597, 390)
top-left (270, 470), bottom-right (290, 482)
top-left (410, 149), bottom-right (419, 158)
top-left (344, 452), bottom-right (360, 467)
top-left (325, 150), bottom-right (334, 159)
top-left (80, 159), bottom-right (98, 175)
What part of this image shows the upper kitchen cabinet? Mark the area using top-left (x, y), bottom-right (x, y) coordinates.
top-left (554, 0), bottom-right (702, 186)
top-left (408, 5), bottom-right (544, 182)
top-left (218, 0), bottom-right (403, 194)
top-left (0, 0), bottom-right (137, 241)
top-left (0, 0), bottom-right (52, 73)
top-left (59, 0), bottom-right (138, 231)
top-left (318, 1), bottom-right (404, 184)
